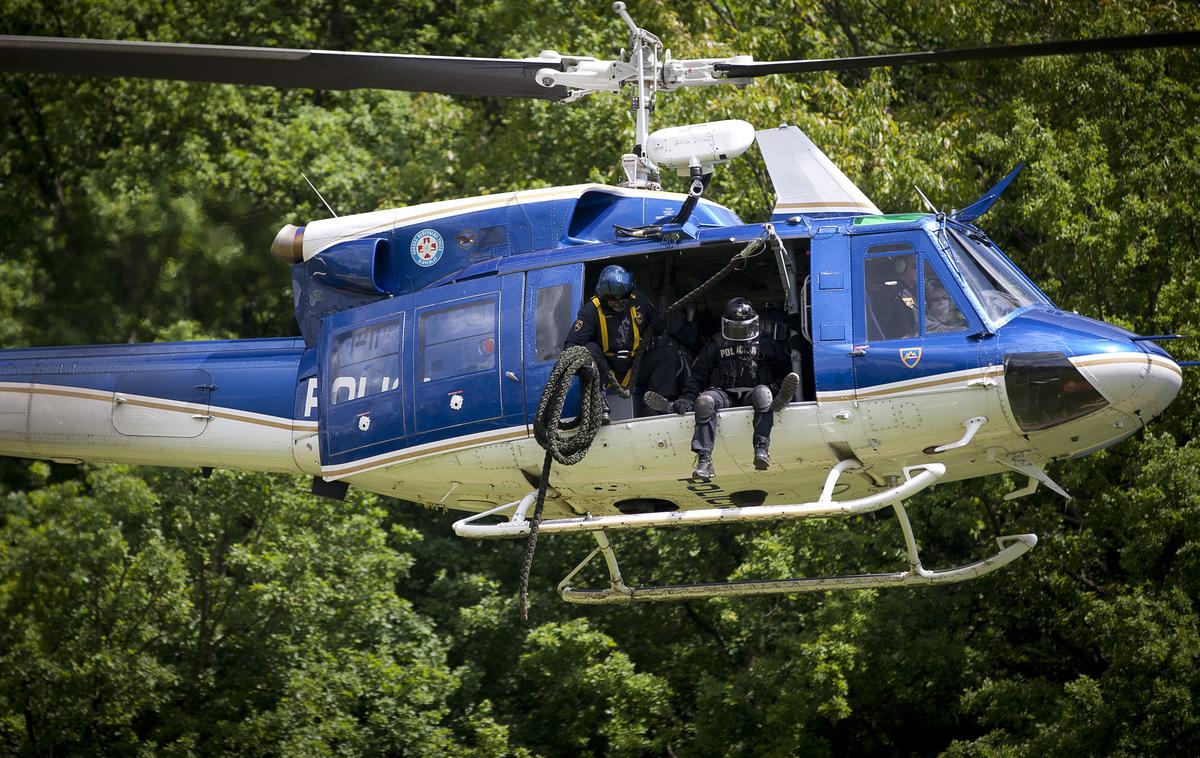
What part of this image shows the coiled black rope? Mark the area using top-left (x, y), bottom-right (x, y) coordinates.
top-left (518, 345), bottom-right (607, 620)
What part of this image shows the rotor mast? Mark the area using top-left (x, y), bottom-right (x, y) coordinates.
top-left (533, 3), bottom-right (754, 191)
top-left (614, 2), bottom-right (661, 189)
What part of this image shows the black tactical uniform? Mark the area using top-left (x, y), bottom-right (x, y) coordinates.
top-left (676, 298), bottom-right (790, 478)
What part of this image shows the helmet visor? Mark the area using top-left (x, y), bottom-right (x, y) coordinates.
top-left (722, 316), bottom-right (760, 341)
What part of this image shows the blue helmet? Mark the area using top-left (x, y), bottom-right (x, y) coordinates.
top-left (595, 265), bottom-right (634, 298)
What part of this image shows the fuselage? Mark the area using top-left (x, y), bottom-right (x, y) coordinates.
top-left (0, 187), bottom-right (1183, 518)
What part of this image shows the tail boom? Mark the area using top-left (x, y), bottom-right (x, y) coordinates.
top-left (0, 338), bottom-right (310, 474)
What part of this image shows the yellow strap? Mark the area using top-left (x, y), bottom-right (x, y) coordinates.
top-left (629, 305), bottom-right (641, 354)
top-left (592, 296), bottom-right (608, 353)
top-left (591, 295), bottom-right (641, 388)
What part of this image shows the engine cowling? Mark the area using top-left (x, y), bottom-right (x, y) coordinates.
top-left (307, 237), bottom-right (396, 295)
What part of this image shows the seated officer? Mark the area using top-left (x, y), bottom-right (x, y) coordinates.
top-left (865, 255), bottom-right (919, 341)
top-left (671, 297), bottom-right (794, 479)
top-left (564, 264), bottom-right (680, 421)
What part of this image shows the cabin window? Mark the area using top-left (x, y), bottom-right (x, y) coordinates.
top-left (534, 283), bottom-right (573, 362)
top-left (922, 259), bottom-right (967, 333)
top-left (419, 297), bottom-right (497, 382)
top-left (329, 319), bottom-right (402, 405)
top-left (864, 251), bottom-right (919, 341)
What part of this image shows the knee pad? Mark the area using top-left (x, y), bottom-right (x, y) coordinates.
top-left (750, 385), bottom-right (773, 412)
top-left (695, 392), bottom-right (717, 421)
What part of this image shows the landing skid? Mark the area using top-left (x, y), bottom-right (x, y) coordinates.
top-left (451, 461), bottom-right (1038, 603)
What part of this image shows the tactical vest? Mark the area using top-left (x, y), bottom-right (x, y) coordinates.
top-left (592, 295), bottom-right (641, 387)
top-left (715, 337), bottom-right (762, 390)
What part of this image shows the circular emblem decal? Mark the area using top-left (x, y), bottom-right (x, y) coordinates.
top-left (410, 228), bottom-right (444, 267)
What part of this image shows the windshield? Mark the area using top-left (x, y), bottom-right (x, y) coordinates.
top-left (941, 227), bottom-right (1048, 324)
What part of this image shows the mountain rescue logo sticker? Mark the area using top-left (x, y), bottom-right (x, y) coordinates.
top-left (411, 228), bottom-right (444, 267)
top-left (900, 347), bottom-right (923, 368)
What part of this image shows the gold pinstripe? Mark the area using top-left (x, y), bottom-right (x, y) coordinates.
top-left (775, 200), bottom-right (878, 210)
top-left (1074, 354), bottom-right (1183, 379)
top-left (816, 353), bottom-right (1180, 403)
top-left (817, 365), bottom-right (1004, 403)
top-left (0, 380), bottom-right (525, 475)
top-left (0, 383), bottom-right (316, 432)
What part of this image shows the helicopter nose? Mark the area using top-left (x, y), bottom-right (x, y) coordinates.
top-left (1126, 350), bottom-right (1183, 421)
top-left (1072, 343), bottom-right (1183, 424)
top-left (999, 312), bottom-right (1184, 446)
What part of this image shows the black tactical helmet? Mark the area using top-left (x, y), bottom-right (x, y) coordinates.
top-left (721, 297), bottom-right (760, 341)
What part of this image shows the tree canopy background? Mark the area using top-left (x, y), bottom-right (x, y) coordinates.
top-left (2, 0), bottom-right (1199, 754)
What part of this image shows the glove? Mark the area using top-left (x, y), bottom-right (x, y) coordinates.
top-left (672, 398), bottom-right (694, 415)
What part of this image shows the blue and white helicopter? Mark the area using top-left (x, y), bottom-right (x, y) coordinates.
top-left (0, 6), bottom-right (1195, 603)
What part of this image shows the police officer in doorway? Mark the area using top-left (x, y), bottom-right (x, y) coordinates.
top-left (672, 297), bottom-right (794, 479)
top-left (564, 264), bottom-right (681, 421)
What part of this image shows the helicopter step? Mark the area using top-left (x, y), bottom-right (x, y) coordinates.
top-left (451, 460), bottom-right (1038, 602)
top-left (455, 459), bottom-right (940, 538)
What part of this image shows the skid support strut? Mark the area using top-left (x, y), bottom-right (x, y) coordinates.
top-left (451, 462), bottom-right (1038, 603)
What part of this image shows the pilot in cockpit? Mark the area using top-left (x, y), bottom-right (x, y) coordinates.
top-left (866, 255), bottom-right (920, 341)
top-left (866, 254), bottom-right (967, 340)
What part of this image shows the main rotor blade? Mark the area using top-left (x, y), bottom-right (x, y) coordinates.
top-left (717, 30), bottom-right (1200, 78)
top-left (0, 35), bottom-right (568, 100)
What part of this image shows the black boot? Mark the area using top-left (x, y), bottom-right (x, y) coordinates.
top-left (693, 452), bottom-right (715, 479)
top-left (771, 372), bottom-right (801, 411)
top-left (642, 390), bottom-right (673, 414)
top-left (753, 440), bottom-right (770, 470)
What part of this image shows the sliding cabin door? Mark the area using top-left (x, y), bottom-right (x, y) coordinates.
top-left (317, 274), bottom-right (524, 469)
top-left (408, 275), bottom-right (523, 441)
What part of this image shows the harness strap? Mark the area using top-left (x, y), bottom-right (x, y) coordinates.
top-left (591, 295), bottom-right (641, 387)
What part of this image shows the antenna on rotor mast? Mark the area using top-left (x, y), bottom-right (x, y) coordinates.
top-left (613, 2), bottom-right (662, 190)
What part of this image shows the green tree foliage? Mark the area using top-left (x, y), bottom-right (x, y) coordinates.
top-left (0, 467), bottom-right (503, 754)
top-left (2, 0), bottom-right (1200, 754)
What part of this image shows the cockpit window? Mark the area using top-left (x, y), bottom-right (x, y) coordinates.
top-left (863, 250), bottom-right (967, 340)
top-left (865, 252), bottom-right (919, 341)
top-left (942, 228), bottom-right (1047, 324)
top-left (923, 260), bottom-right (967, 333)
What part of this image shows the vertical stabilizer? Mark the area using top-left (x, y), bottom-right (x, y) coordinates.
top-left (756, 125), bottom-right (881, 217)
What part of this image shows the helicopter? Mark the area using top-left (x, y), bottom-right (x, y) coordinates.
top-left (0, 4), bottom-right (1195, 604)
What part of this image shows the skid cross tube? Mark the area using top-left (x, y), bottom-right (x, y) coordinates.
top-left (452, 461), bottom-right (944, 539)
